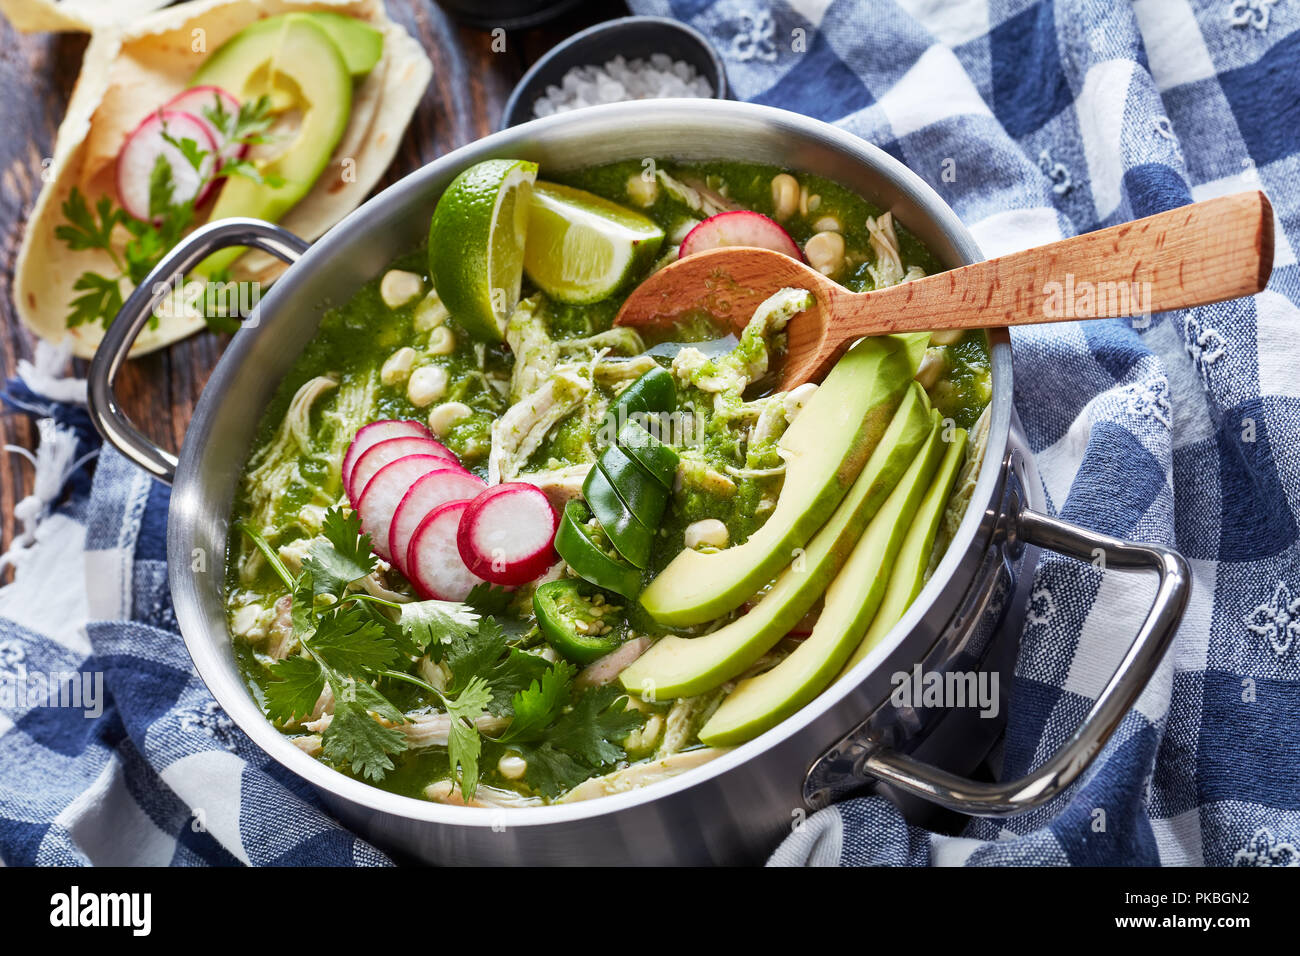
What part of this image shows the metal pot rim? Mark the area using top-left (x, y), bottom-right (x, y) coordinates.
top-left (166, 99), bottom-right (1013, 828)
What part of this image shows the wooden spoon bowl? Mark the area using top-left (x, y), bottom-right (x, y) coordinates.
top-left (615, 191), bottom-right (1274, 391)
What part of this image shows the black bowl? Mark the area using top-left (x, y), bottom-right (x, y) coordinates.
top-left (436, 0), bottom-right (585, 30)
top-left (500, 16), bottom-right (728, 130)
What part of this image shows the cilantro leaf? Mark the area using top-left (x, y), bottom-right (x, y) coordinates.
top-left (512, 743), bottom-right (593, 799)
top-left (66, 272), bottom-right (124, 329)
top-left (55, 189), bottom-right (122, 253)
top-left (302, 508), bottom-right (376, 597)
top-left (499, 660), bottom-right (575, 742)
top-left (465, 582), bottom-right (514, 615)
top-left (442, 617), bottom-right (549, 714)
top-left (148, 153), bottom-right (178, 223)
top-left (443, 616), bottom-right (510, 688)
top-left (159, 131), bottom-right (208, 174)
top-left (397, 599), bottom-right (479, 656)
top-left (322, 693), bottom-right (408, 782)
top-left (310, 605), bottom-right (399, 678)
top-left (444, 675), bottom-right (492, 799)
top-left (264, 655), bottom-right (325, 724)
top-left (484, 648), bottom-right (552, 716)
top-left (548, 685), bottom-right (643, 768)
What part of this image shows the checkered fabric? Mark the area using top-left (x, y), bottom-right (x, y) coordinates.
top-left (627, 0), bottom-right (1299, 865)
top-left (1, 0), bottom-right (1296, 866)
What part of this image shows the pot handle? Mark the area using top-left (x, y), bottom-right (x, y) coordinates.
top-left (87, 218), bottom-right (310, 484)
top-left (803, 507), bottom-right (1191, 816)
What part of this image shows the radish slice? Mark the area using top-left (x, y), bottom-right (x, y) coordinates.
top-left (348, 436), bottom-right (464, 505)
top-left (388, 469), bottom-right (487, 576)
top-left (356, 456), bottom-right (459, 562)
top-left (679, 210), bottom-right (803, 261)
top-left (456, 482), bottom-right (559, 586)
top-left (342, 420), bottom-right (437, 490)
top-left (116, 110), bottom-right (218, 223)
top-left (408, 501), bottom-right (485, 601)
top-left (164, 86), bottom-right (244, 166)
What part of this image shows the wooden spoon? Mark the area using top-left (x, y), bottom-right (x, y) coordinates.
top-left (615, 191), bottom-right (1274, 390)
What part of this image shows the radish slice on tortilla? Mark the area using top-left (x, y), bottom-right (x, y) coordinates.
top-left (456, 482), bottom-right (559, 586)
top-left (356, 455), bottom-right (460, 563)
top-left (679, 210), bottom-right (803, 261)
top-left (408, 500), bottom-right (485, 601)
top-left (388, 469), bottom-right (487, 576)
top-left (164, 86), bottom-right (244, 166)
top-left (348, 436), bottom-right (464, 505)
top-left (117, 110), bottom-right (218, 223)
top-left (342, 420), bottom-right (438, 490)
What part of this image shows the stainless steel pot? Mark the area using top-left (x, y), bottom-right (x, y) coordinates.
top-left (87, 101), bottom-right (1191, 865)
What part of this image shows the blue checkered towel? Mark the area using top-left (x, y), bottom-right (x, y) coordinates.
top-left (2, 0), bottom-right (1297, 866)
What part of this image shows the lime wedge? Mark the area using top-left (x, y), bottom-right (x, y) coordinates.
top-left (428, 158), bottom-right (538, 343)
top-left (523, 181), bottom-right (664, 304)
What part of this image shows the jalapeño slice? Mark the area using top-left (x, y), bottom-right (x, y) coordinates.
top-left (554, 500), bottom-right (643, 600)
top-left (534, 578), bottom-right (627, 665)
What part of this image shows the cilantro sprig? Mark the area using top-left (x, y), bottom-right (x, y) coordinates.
top-left (56, 93), bottom-right (282, 332)
top-left (242, 508), bottom-right (485, 786)
top-left (244, 506), bottom-right (644, 801)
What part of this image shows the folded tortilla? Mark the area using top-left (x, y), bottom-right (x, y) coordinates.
top-left (0, 0), bottom-right (171, 33)
top-left (13, 0), bottom-right (432, 358)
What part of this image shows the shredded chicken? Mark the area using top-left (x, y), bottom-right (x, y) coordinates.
top-left (517, 462), bottom-right (593, 509)
top-left (671, 288), bottom-right (811, 416)
top-left (655, 169), bottom-right (736, 218)
top-left (488, 365), bottom-right (593, 483)
top-left (559, 327), bottom-right (645, 357)
top-left (595, 354), bottom-right (660, 386)
top-left (575, 636), bottom-right (653, 689)
top-left (505, 295), bottom-right (558, 403)
top-left (265, 595), bottom-right (296, 661)
top-left (558, 748), bottom-right (727, 802)
top-left (675, 457), bottom-right (736, 497)
top-left (659, 690), bottom-right (726, 756)
top-left (291, 734), bottom-right (322, 756)
top-left (239, 372), bottom-right (376, 581)
top-left (397, 711), bottom-right (511, 748)
top-left (865, 212), bottom-right (926, 289)
top-left (424, 780), bottom-right (544, 808)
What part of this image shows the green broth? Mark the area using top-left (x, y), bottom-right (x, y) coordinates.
top-left (224, 158), bottom-right (990, 805)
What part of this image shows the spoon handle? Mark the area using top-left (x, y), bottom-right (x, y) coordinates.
top-left (834, 190), bottom-right (1273, 337)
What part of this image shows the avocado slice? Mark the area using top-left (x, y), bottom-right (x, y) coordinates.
top-left (190, 15), bottom-right (353, 275)
top-left (638, 333), bottom-right (927, 627)
top-left (620, 383), bottom-right (934, 700)
top-left (840, 423), bottom-right (969, 673)
top-left (236, 12), bottom-right (384, 76)
top-left (699, 408), bottom-right (946, 746)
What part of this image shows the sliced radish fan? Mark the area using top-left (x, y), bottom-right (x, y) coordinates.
top-left (388, 469), bottom-right (487, 576)
top-left (117, 110), bottom-right (218, 223)
top-left (457, 482), bottom-right (559, 586)
top-left (679, 210), bottom-right (803, 261)
top-left (408, 501), bottom-right (485, 601)
top-left (356, 456), bottom-right (460, 563)
top-left (348, 436), bottom-right (463, 504)
top-left (164, 86), bottom-right (244, 166)
top-left (342, 419), bottom-right (437, 490)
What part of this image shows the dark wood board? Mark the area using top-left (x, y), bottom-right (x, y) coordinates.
top-left (0, 0), bottom-right (628, 557)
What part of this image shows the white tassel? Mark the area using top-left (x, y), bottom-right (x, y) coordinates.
top-left (17, 339), bottom-right (86, 405)
top-left (0, 418), bottom-right (96, 574)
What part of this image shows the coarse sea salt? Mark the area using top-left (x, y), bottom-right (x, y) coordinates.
top-left (532, 53), bottom-right (714, 118)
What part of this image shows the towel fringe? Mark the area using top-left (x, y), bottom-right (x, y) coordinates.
top-left (1, 342), bottom-right (96, 574)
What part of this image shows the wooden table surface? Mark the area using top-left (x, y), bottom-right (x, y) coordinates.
top-left (0, 0), bottom-right (627, 556)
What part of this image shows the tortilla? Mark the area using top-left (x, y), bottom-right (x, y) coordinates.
top-left (0, 0), bottom-right (171, 34)
top-left (13, 0), bottom-right (432, 358)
